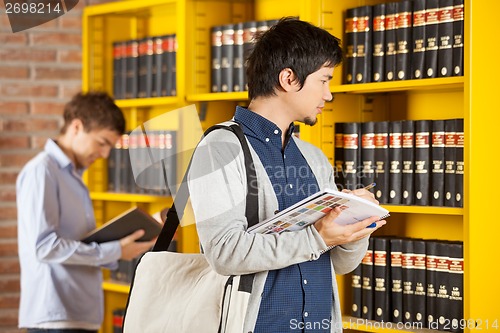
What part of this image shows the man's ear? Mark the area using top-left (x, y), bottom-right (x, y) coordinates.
top-left (278, 68), bottom-right (298, 92)
top-left (68, 118), bottom-right (84, 135)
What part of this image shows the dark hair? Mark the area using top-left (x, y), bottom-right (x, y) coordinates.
top-left (246, 17), bottom-right (343, 100)
top-left (60, 91), bottom-right (125, 135)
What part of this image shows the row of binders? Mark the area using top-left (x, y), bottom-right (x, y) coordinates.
top-left (112, 34), bottom-right (177, 100)
top-left (334, 118), bottom-right (464, 207)
top-left (210, 19), bottom-right (278, 93)
top-left (351, 237), bottom-right (463, 332)
top-left (107, 131), bottom-right (177, 196)
top-left (344, 0), bottom-right (464, 84)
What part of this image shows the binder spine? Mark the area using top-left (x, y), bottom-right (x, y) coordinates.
top-left (232, 23), bottom-right (245, 92)
top-left (452, 0), bottom-right (464, 76)
top-left (361, 122), bottom-right (376, 187)
top-left (389, 121), bottom-right (403, 204)
top-left (354, 6), bottom-right (372, 84)
top-left (374, 121), bottom-right (389, 204)
top-left (220, 24), bottom-right (235, 92)
top-left (211, 26), bottom-right (223, 93)
top-left (373, 237), bottom-right (391, 322)
top-left (438, 0), bottom-right (454, 77)
top-left (390, 238), bottom-right (404, 323)
top-left (455, 118), bottom-right (464, 207)
top-left (425, 0), bottom-right (440, 78)
top-left (402, 120), bottom-right (415, 205)
top-left (412, 0), bottom-right (426, 79)
top-left (361, 238), bottom-right (374, 319)
top-left (351, 264), bottom-right (363, 318)
top-left (334, 122), bottom-right (345, 190)
top-left (344, 8), bottom-right (358, 84)
top-left (431, 120), bottom-right (446, 206)
top-left (384, 2), bottom-right (398, 81)
top-left (372, 3), bottom-right (386, 82)
top-left (396, 1), bottom-right (412, 80)
top-left (343, 122), bottom-right (361, 190)
top-left (414, 120), bottom-right (431, 206)
top-left (444, 119), bottom-right (457, 207)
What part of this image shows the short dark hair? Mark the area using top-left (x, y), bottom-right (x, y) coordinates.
top-left (60, 91), bottom-right (125, 135)
top-left (246, 17), bottom-right (343, 100)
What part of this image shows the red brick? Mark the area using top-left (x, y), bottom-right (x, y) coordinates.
top-left (0, 295), bottom-right (19, 309)
top-left (0, 189), bottom-right (16, 204)
top-left (0, 171), bottom-right (19, 185)
top-left (0, 258), bottom-right (20, 274)
top-left (32, 32), bottom-right (81, 47)
top-left (0, 83), bottom-right (58, 98)
top-left (31, 135), bottom-right (51, 149)
top-left (0, 242), bottom-right (18, 256)
top-left (0, 66), bottom-right (29, 79)
top-left (61, 85), bottom-right (83, 99)
top-left (34, 67), bottom-right (81, 80)
top-left (0, 308), bottom-right (19, 326)
top-left (0, 33), bottom-right (27, 45)
top-left (60, 15), bottom-right (82, 29)
top-left (31, 101), bottom-right (65, 115)
top-left (0, 136), bottom-right (29, 149)
top-left (0, 153), bottom-right (36, 168)
top-left (0, 224), bottom-right (17, 238)
top-left (2, 117), bottom-right (60, 132)
top-left (59, 50), bottom-right (82, 63)
top-left (0, 48), bottom-right (57, 62)
top-left (0, 102), bottom-right (29, 115)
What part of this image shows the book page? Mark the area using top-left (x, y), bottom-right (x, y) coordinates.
top-left (248, 189), bottom-right (389, 235)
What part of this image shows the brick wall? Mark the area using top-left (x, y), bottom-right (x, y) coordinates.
top-left (0, 1), bottom-right (117, 331)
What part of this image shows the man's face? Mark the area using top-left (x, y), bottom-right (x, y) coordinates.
top-left (72, 126), bottom-right (120, 169)
top-left (290, 65), bottom-right (334, 126)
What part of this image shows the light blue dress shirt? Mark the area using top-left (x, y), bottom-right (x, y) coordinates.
top-left (17, 139), bottom-right (121, 329)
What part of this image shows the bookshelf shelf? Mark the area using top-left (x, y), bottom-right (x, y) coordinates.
top-left (342, 316), bottom-right (436, 333)
top-left (102, 281), bottom-right (131, 294)
top-left (186, 91), bottom-right (249, 102)
top-left (84, 0), bottom-right (177, 16)
top-left (332, 77), bottom-right (464, 94)
top-left (90, 192), bottom-right (172, 204)
top-left (115, 96), bottom-right (180, 109)
top-left (382, 205), bottom-right (464, 216)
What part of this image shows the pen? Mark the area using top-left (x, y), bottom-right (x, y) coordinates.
top-left (363, 182), bottom-right (376, 191)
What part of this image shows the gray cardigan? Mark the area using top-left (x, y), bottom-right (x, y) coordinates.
top-left (188, 122), bottom-right (369, 332)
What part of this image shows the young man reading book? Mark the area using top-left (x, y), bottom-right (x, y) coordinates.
top-left (16, 92), bottom-right (156, 333)
top-left (188, 18), bottom-right (386, 332)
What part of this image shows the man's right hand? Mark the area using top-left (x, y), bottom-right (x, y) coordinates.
top-left (119, 229), bottom-right (157, 260)
top-left (313, 207), bottom-right (386, 248)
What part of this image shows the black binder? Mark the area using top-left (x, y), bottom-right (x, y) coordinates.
top-left (414, 120), bottom-right (431, 206)
top-left (412, 0), bottom-right (426, 79)
top-left (372, 3), bottom-right (386, 82)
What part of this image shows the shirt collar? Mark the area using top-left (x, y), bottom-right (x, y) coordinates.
top-left (44, 139), bottom-right (84, 176)
top-left (234, 106), bottom-right (295, 143)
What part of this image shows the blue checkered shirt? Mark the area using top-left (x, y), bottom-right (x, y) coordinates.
top-left (235, 106), bottom-right (333, 333)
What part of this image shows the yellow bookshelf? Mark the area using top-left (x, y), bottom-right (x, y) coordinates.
top-left (82, 0), bottom-right (500, 332)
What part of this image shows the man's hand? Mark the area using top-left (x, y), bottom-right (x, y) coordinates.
top-left (119, 230), bottom-right (157, 261)
top-left (314, 207), bottom-right (386, 248)
top-left (343, 187), bottom-right (379, 205)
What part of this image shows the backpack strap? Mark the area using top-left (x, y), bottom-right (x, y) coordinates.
top-left (152, 122), bottom-right (258, 252)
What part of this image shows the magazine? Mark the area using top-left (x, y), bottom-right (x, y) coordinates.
top-left (247, 188), bottom-right (390, 234)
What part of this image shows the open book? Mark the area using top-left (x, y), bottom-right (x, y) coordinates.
top-left (81, 207), bottom-right (162, 243)
top-left (247, 188), bottom-right (390, 234)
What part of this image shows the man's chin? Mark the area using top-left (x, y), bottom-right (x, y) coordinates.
top-left (303, 116), bottom-right (318, 126)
